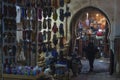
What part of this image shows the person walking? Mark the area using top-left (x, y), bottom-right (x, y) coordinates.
top-left (85, 42), bottom-right (98, 72)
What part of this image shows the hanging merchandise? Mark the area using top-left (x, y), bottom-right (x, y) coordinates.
top-left (31, 8), bottom-right (36, 20)
top-left (85, 19), bottom-right (89, 27)
top-left (43, 0), bottom-right (47, 6)
top-left (43, 7), bottom-right (47, 18)
top-left (21, 7), bottom-right (26, 19)
top-left (43, 18), bottom-right (47, 29)
top-left (46, 0), bottom-right (51, 6)
top-left (23, 30), bottom-right (27, 40)
top-left (59, 9), bottom-right (64, 21)
top-left (27, 30), bottom-right (32, 40)
top-left (48, 43), bottom-right (52, 51)
top-left (17, 48), bottom-right (26, 61)
top-left (64, 5), bottom-right (71, 17)
top-left (22, 20), bottom-right (27, 29)
top-left (32, 20), bottom-right (36, 30)
top-left (4, 5), bottom-right (7, 17)
top-left (36, 0), bottom-right (44, 8)
top-left (12, 45), bottom-right (16, 56)
top-left (16, 6), bottom-right (21, 23)
top-left (38, 21), bottom-right (42, 31)
top-left (53, 8), bottom-right (58, 21)
top-left (31, 0), bottom-right (35, 7)
top-left (25, 0), bottom-right (31, 7)
top-left (52, 0), bottom-right (59, 9)
top-left (3, 45), bottom-right (8, 56)
top-left (59, 0), bottom-right (64, 7)
top-left (31, 31), bottom-right (36, 42)
top-left (47, 18), bottom-right (51, 29)
top-left (52, 34), bottom-right (58, 46)
top-left (96, 30), bottom-right (103, 36)
top-left (42, 43), bottom-right (47, 52)
top-left (51, 47), bottom-right (58, 58)
top-left (47, 7), bottom-right (52, 17)
top-left (26, 8), bottom-right (31, 19)
top-left (59, 37), bottom-right (64, 49)
top-left (8, 0), bottom-right (16, 4)
top-left (59, 23), bottom-right (64, 36)
top-left (32, 43), bottom-right (36, 53)
top-left (52, 22), bottom-right (58, 33)
top-left (64, 0), bottom-right (71, 3)
top-left (37, 8), bottom-right (42, 20)
top-left (38, 44), bottom-right (42, 53)
top-left (38, 32), bottom-right (43, 43)
top-left (7, 6), bottom-right (16, 17)
top-left (47, 31), bottom-right (51, 41)
top-left (43, 30), bottom-right (47, 41)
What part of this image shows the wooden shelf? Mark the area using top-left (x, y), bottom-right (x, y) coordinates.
top-left (2, 73), bottom-right (44, 80)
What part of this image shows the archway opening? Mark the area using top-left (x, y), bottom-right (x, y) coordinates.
top-left (69, 6), bottom-right (111, 73)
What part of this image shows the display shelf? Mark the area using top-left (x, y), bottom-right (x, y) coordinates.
top-left (2, 0), bottom-right (17, 75)
top-left (2, 73), bottom-right (45, 80)
top-left (15, 0), bottom-right (38, 66)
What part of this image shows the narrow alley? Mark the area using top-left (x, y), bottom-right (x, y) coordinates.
top-left (71, 58), bottom-right (120, 80)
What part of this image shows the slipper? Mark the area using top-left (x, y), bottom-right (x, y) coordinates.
top-left (59, 23), bottom-right (64, 36)
top-left (52, 22), bottom-right (58, 33)
top-left (39, 21), bottom-right (42, 31)
top-left (53, 8), bottom-right (58, 21)
top-left (53, 34), bottom-right (58, 46)
top-left (47, 31), bottom-right (51, 41)
top-left (47, 7), bottom-right (52, 17)
top-left (37, 8), bottom-right (42, 20)
top-left (59, 9), bottom-right (64, 21)
top-left (43, 18), bottom-right (47, 29)
top-left (43, 30), bottom-right (47, 41)
top-left (59, 0), bottom-right (64, 7)
top-left (47, 19), bottom-right (51, 29)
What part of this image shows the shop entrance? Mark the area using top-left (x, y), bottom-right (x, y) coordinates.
top-left (69, 6), bottom-right (111, 73)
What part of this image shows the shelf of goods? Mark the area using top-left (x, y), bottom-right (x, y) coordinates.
top-left (2, 0), bottom-right (17, 78)
top-left (2, 73), bottom-right (44, 80)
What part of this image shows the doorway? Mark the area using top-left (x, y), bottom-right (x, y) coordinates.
top-left (70, 6), bottom-right (111, 73)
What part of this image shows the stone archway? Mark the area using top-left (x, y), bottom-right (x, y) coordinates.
top-left (69, 6), bottom-right (111, 57)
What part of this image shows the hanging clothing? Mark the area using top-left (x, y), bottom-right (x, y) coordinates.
top-left (16, 6), bottom-right (21, 23)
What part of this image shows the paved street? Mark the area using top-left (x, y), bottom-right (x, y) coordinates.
top-left (70, 58), bottom-right (120, 80)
